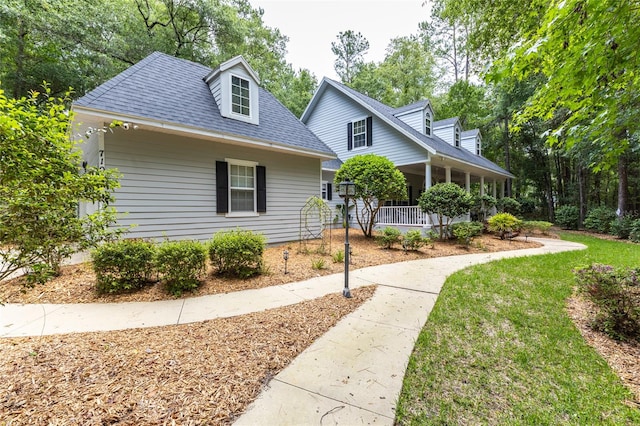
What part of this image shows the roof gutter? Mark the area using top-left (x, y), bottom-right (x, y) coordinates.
top-left (72, 106), bottom-right (337, 161)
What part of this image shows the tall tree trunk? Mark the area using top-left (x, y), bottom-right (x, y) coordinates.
top-left (502, 116), bottom-right (512, 197)
top-left (543, 151), bottom-right (554, 222)
top-left (617, 152), bottom-right (628, 217)
top-left (578, 165), bottom-right (587, 225)
top-left (14, 17), bottom-right (27, 99)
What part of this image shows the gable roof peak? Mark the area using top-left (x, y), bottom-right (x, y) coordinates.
top-left (204, 55), bottom-right (260, 85)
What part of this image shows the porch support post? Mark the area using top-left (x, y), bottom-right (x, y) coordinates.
top-left (465, 172), bottom-right (471, 192)
top-left (424, 160), bottom-right (432, 189)
top-left (480, 176), bottom-right (485, 196)
top-left (445, 166), bottom-right (451, 183)
top-left (492, 179), bottom-right (497, 198)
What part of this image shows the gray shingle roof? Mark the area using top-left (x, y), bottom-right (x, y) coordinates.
top-left (320, 79), bottom-right (512, 177)
top-left (322, 158), bottom-right (343, 171)
top-left (462, 129), bottom-right (480, 138)
top-left (433, 117), bottom-right (459, 128)
top-left (391, 100), bottom-right (430, 115)
top-left (74, 52), bottom-right (335, 157)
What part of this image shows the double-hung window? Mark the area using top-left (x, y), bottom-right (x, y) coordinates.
top-left (455, 126), bottom-right (461, 147)
top-left (352, 119), bottom-right (367, 149)
top-left (425, 111), bottom-right (432, 136)
top-left (230, 161), bottom-right (255, 212)
top-left (231, 75), bottom-right (250, 116)
top-left (216, 159), bottom-right (266, 215)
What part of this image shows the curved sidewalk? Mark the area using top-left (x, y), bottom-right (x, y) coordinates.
top-left (0, 238), bottom-right (585, 424)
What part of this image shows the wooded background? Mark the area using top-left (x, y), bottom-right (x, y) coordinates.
top-left (2, 0), bottom-right (637, 223)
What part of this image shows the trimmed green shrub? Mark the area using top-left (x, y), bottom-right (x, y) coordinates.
top-left (497, 197), bottom-right (521, 215)
top-left (418, 183), bottom-right (474, 240)
top-left (574, 264), bottom-right (640, 341)
top-left (583, 206), bottom-right (617, 234)
top-left (451, 221), bottom-right (484, 245)
top-left (209, 229), bottom-right (266, 278)
top-left (630, 219), bottom-right (640, 243)
top-left (610, 216), bottom-right (635, 239)
top-left (521, 220), bottom-right (552, 235)
top-left (554, 205), bottom-right (579, 230)
top-left (487, 213), bottom-right (522, 239)
top-left (377, 226), bottom-right (402, 249)
top-left (92, 239), bottom-right (156, 294)
top-left (402, 229), bottom-right (431, 251)
top-left (155, 240), bottom-right (207, 296)
top-left (471, 194), bottom-right (497, 222)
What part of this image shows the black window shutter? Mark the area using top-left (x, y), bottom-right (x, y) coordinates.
top-left (216, 161), bottom-right (228, 213)
top-left (257, 165), bottom-right (266, 213)
top-left (366, 116), bottom-right (373, 146)
top-left (327, 183), bottom-right (332, 201)
top-left (347, 122), bottom-right (353, 151)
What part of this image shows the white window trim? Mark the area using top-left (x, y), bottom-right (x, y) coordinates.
top-left (226, 158), bottom-right (259, 217)
top-left (352, 117), bottom-right (367, 150)
top-left (230, 74), bottom-right (251, 119)
top-left (424, 110), bottom-right (432, 136)
top-left (455, 126), bottom-right (461, 147)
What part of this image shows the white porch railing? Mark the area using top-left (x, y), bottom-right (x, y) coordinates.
top-left (376, 206), bottom-right (470, 227)
top-left (376, 206), bottom-right (429, 226)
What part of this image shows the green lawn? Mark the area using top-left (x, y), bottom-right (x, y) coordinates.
top-left (395, 234), bottom-right (640, 425)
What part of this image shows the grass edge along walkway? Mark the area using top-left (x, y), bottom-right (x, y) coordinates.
top-left (395, 233), bottom-right (640, 425)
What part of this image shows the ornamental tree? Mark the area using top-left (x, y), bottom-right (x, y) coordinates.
top-left (0, 86), bottom-right (121, 285)
top-left (334, 154), bottom-right (407, 238)
top-left (417, 182), bottom-right (474, 240)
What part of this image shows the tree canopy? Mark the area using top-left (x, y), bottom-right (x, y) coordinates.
top-left (334, 154), bottom-right (407, 238)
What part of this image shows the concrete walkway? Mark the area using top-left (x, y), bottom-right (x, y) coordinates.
top-left (0, 238), bottom-right (585, 424)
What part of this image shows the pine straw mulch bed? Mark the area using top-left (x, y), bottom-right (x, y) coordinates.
top-left (1, 287), bottom-right (375, 425)
top-left (0, 229), bottom-right (537, 305)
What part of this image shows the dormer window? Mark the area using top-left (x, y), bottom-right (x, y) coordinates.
top-left (425, 110), bottom-right (432, 136)
top-left (231, 75), bottom-right (250, 116)
top-left (455, 126), bottom-right (461, 147)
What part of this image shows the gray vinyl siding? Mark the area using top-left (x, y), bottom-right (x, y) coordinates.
top-left (394, 110), bottom-right (423, 133)
top-left (461, 135), bottom-right (476, 154)
top-left (103, 128), bottom-right (321, 244)
top-left (305, 87), bottom-right (427, 168)
top-left (209, 76), bottom-right (222, 109)
top-left (434, 125), bottom-right (454, 146)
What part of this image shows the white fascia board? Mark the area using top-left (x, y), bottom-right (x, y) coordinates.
top-left (72, 106), bottom-right (336, 161)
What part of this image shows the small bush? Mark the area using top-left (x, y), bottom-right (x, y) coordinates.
top-left (92, 239), bottom-right (156, 294)
top-left (554, 205), bottom-right (580, 230)
top-left (487, 213), bottom-right (522, 239)
top-left (574, 264), bottom-right (640, 341)
top-left (155, 240), bottom-right (207, 296)
top-left (583, 206), bottom-right (617, 234)
top-left (402, 229), bottom-right (431, 251)
top-left (451, 221), bottom-right (484, 246)
top-left (630, 219), bottom-right (640, 243)
top-left (311, 258), bottom-right (327, 270)
top-left (209, 229), bottom-right (266, 278)
top-left (332, 250), bottom-right (344, 263)
top-left (610, 216), bottom-right (635, 239)
top-left (521, 220), bottom-right (552, 235)
top-left (497, 197), bottom-right (521, 215)
top-left (377, 226), bottom-right (402, 249)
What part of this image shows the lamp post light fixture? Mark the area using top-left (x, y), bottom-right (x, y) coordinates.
top-left (338, 179), bottom-right (356, 298)
top-left (283, 250), bottom-right (289, 274)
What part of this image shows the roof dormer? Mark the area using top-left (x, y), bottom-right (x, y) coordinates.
top-left (433, 117), bottom-right (462, 147)
top-left (204, 56), bottom-right (260, 125)
top-left (392, 99), bottom-right (433, 135)
top-left (461, 129), bottom-right (482, 155)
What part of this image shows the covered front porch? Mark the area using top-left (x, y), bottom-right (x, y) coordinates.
top-left (375, 155), bottom-right (509, 229)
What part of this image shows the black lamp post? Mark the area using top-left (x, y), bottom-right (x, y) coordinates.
top-left (283, 250), bottom-right (289, 274)
top-left (338, 180), bottom-right (356, 298)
